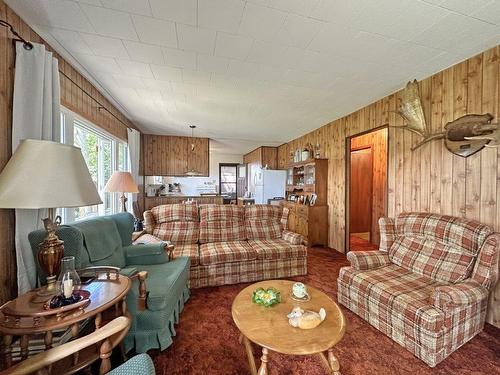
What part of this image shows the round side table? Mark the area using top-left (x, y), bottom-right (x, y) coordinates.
top-left (0, 272), bottom-right (131, 373)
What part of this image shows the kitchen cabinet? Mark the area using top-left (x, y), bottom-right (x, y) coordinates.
top-left (142, 134), bottom-right (209, 176)
top-left (243, 146), bottom-right (278, 196)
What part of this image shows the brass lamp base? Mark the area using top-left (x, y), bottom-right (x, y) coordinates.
top-left (120, 194), bottom-right (128, 212)
top-left (35, 211), bottom-right (65, 301)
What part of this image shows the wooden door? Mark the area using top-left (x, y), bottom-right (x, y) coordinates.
top-left (349, 147), bottom-right (373, 234)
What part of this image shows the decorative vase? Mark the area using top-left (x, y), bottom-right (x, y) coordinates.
top-left (57, 256), bottom-right (81, 298)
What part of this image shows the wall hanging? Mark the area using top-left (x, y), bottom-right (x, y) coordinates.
top-left (393, 80), bottom-right (498, 157)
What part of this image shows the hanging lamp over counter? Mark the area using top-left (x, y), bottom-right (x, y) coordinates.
top-left (185, 125), bottom-right (203, 176)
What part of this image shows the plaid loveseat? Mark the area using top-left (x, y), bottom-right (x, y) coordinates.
top-left (143, 204), bottom-right (307, 288)
top-left (338, 212), bottom-right (499, 367)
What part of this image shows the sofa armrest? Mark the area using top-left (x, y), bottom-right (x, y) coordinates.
top-left (472, 233), bottom-right (500, 289)
top-left (282, 230), bottom-right (304, 245)
top-left (430, 280), bottom-right (489, 312)
top-left (378, 217), bottom-right (396, 252)
top-left (347, 251), bottom-right (391, 270)
top-left (123, 243), bottom-right (170, 266)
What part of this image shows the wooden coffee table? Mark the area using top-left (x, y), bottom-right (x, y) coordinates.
top-left (232, 280), bottom-right (346, 375)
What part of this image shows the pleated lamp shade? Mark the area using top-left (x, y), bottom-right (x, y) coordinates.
top-left (103, 171), bottom-right (139, 193)
top-left (0, 139), bottom-right (102, 209)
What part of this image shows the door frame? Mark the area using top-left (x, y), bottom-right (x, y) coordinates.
top-left (219, 163), bottom-right (239, 197)
top-left (345, 125), bottom-right (389, 253)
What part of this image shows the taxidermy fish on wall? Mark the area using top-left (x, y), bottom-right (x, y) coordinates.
top-left (392, 80), bottom-right (499, 157)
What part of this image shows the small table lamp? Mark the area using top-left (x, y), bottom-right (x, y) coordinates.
top-left (0, 139), bottom-right (102, 295)
top-left (103, 171), bottom-right (139, 212)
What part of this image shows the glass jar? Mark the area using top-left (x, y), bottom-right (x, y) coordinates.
top-left (57, 256), bottom-right (81, 298)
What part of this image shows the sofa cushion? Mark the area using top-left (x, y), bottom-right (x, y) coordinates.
top-left (173, 244), bottom-right (200, 266)
top-left (151, 204), bottom-right (199, 244)
top-left (394, 213), bottom-right (492, 256)
top-left (199, 205), bottom-right (246, 243)
top-left (338, 264), bottom-right (445, 333)
top-left (389, 235), bottom-right (476, 284)
top-left (245, 205), bottom-right (283, 240)
top-left (249, 239), bottom-right (307, 260)
top-left (199, 241), bottom-right (257, 265)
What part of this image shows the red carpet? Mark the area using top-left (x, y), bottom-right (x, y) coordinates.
top-left (150, 248), bottom-right (500, 375)
top-left (349, 235), bottom-right (379, 251)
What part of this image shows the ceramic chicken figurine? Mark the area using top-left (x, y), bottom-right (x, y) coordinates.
top-left (287, 307), bottom-right (326, 329)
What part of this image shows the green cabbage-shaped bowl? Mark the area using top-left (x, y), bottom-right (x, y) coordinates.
top-left (252, 287), bottom-right (281, 307)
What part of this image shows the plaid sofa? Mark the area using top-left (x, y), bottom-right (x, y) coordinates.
top-left (143, 204), bottom-right (307, 288)
top-left (338, 212), bottom-right (499, 367)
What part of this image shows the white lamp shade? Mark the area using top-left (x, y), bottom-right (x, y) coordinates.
top-left (103, 171), bottom-right (139, 193)
top-left (0, 139), bottom-right (102, 209)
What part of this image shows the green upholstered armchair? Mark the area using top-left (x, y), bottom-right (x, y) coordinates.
top-left (28, 213), bottom-right (190, 353)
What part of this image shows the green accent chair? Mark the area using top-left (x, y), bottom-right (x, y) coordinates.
top-left (108, 353), bottom-right (155, 375)
top-left (28, 213), bottom-right (190, 353)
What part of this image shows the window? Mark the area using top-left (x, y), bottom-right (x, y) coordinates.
top-left (219, 163), bottom-right (238, 197)
top-left (60, 108), bottom-right (129, 222)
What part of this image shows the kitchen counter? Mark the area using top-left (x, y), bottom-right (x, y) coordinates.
top-left (144, 195), bottom-right (224, 210)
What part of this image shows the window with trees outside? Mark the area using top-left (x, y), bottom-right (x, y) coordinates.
top-left (59, 108), bottom-right (129, 223)
top-left (219, 163), bottom-right (238, 198)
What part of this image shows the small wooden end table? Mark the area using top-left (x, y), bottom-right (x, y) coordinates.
top-left (0, 270), bottom-right (131, 373)
top-left (232, 280), bottom-right (346, 375)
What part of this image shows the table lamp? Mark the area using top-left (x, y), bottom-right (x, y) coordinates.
top-left (0, 139), bottom-right (102, 295)
top-left (103, 171), bottom-right (139, 212)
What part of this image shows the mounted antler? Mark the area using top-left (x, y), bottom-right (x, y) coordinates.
top-left (392, 80), bottom-right (444, 150)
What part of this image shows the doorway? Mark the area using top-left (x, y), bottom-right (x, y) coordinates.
top-left (346, 127), bottom-right (388, 251)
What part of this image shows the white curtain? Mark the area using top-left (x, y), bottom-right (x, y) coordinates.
top-left (127, 128), bottom-right (141, 214)
top-left (12, 42), bottom-right (61, 294)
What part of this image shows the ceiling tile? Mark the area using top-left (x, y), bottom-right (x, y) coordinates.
top-left (473, 1), bottom-right (500, 25)
top-left (356, 0), bottom-right (450, 41)
top-left (272, 13), bottom-right (323, 48)
top-left (149, 0), bottom-right (197, 26)
top-left (433, 0), bottom-right (493, 15)
top-left (198, 0), bottom-right (245, 34)
top-left (182, 70), bottom-right (212, 84)
top-left (11, 0), bottom-right (94, 32)
top-left (215, 32), bottom-right (253, 59)
top-left (80, 33), bottom-right (129, 58)
top-left (115, 59), bottom-right (153, 78)
top-left (79, 4), bottom-right (138, 40)
top-left (75, 0), bottom-right (103, 6)
top-left (150, 65), bottom-right (183, 82)
top-left (269, 0), bottom-right (320, 16)
top-left (74, 53), bottom-right (122, 74)
top-left (246, 40), bottom-right (288, 65)
top-left (308, 0), bottom-right (364, 24)
top-left (177, 24), bottom-right (217, 54)
top-left (123, 41), bottom-right (164, 64)
top-left (111, 74), bottom-right (146, 89)
top-left (163, 48), bottom-right (197, 70)
top-left (238, 2), bottom-right (287, 41)
top-left (307, 22), bottom-right (360, 54)
top-left (49, 28), bottom-right (93, 54)
top-left (142, 78), bottom-right (173, 91)
top-left (197, 54), bottom-right (230, 74)
top-left (132, 15), bottom-right (177, 48)
top-left (100, 0), bottom-right (151, 15)
top-left (411, 12), bottom-right (497, 50)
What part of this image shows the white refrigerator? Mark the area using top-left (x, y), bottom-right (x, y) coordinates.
top-left (254, 169), bottom-right (287, 204)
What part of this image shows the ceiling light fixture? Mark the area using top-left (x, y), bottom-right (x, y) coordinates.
top-left (185, 125), bottom-right (203, 176)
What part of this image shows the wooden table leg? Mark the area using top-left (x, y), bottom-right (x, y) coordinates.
top-left (241, 335), bottom-right (257, 375)
top-left (2, 335), bottom-right (12, 369)
top-left (257, 347), bottom-right (268, 375)
top-left (318, 349), bottom-right (341, 375)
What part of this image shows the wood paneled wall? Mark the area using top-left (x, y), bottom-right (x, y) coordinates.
top-left (278, 45), bottom-right (500, 327)
top-left (0, 0), bottom-right (136, 304)
top-left (349, 127), bottom-right (388, 245)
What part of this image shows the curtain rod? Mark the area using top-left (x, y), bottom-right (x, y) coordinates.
top-left (0, 19), bottom-right (33, 50)
top-left (58, 69), bottom-right (134, 131)
top-left (1, 18), bottom-right (134, 131)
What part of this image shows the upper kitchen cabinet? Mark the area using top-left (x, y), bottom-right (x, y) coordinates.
top-left (142, 134), bottom-right (209, 176)
top-left (243, 146), bottom-right (278, 169)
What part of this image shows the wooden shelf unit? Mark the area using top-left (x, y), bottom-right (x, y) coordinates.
top-left (281, 158), bottom-right (328, 246)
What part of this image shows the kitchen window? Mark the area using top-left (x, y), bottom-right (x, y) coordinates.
top-left (219, 163), bottom-right (238, 197)
top-left (59, 108), bottom-right (129, 222)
